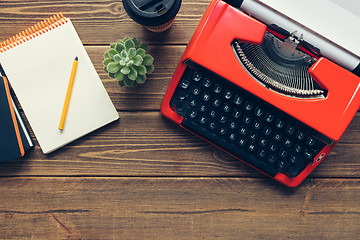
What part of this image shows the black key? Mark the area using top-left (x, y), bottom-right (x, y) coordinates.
top-left (249, 131), bottom-right (258, 141)
top-left (203, 78), bottom-right (212, 87)
top-left (229, 121), bottom-right (237, 129)
top-left (176, 101), bottom-right (185, 112)
top-left (219, 127), bottom-right (227, 135)
top-left (279, 149), bottom-right (289, 158)
top-left (189, 98), bottom-right (197, 107)
top-left (209, 110), bottom-right (217, 118)
top-left (269, 143), bottom-right (278, 152)
top-left (285, 125), bottom-right (296, 135)
top-left (294, 144), bottom-right (303, 153)
top-left (199, 116), bottom-right (207, 124)
top-left (244, 101), bottom-right (254, 111)
top-left (258, 149), bottom-right (267, 158)
top-left (273, 132), bottom-right (282, 142)
top-left (242, 115), bottom-right (252, 124)
top-left (223, 104), bottom-right (231, 112)
top-left (199, 104), bottom-right (207, 112)
top-left (209, 122), bottom-right (216, 129)
top-left (239, 126), bottom-right (248, 135)
top-left (254, 107), bottom-right (264, 117)
top-left (212, 98), bottom-right (221, 107)
top-left (268, 154), bottom-right (277, 164)
top-left (277, 160), bottom-right (289, 172)
top-left (232, 109), bottom-right (241, 118)
top-left (233, 95), bottom-right (243, 105)
top-left (180, 79), bottom-right (190, 89)
top-left (275, 119), bottom-right (285, 129)
top-left (192, 86), bottom-right (201, 96)
top-left (284, 139), bottom-right (292, 148)
top-left (223, 90), bottom-right (233, 100)
top-left (238, 137), bottom-right (247, 147)
top-left (247, 144), bottom-right (256, 152)
top-left (189, 110), bottom-right (197, 119)
top-left (296, 131), bottom-right (306, 141)
top-left (202, 92), bottom-right (211, 101)
top-left (306, 136), bottom-right (316, 147)
top-left (263, 126), bottom-right (272, 136)
top-left (192, 72), bottom-right (202, 82)
top-left (259, 138), bottom-right (268, 147)
top-left (229, 133), bottom-right (236, 141)
top-left (304, 148), bottom-right (313, 160)
top-left (253, 121), bottom-right (262, 130)
top-left (288, 158), bottom-right (305, 177)
top-left (219, 115), bottom-right (227, 124)
top-left (213, 84), bottom-right (222, 94)
top-left (265, 113), bottom-right (275, 123)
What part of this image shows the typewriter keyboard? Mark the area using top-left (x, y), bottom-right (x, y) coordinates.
top-left (170, 66), bottom-right (327, 178)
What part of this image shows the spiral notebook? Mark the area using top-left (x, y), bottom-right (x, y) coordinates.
top-left (0, 14), bottom-right (119, 154)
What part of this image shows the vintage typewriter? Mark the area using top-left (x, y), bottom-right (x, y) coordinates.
top-left (161, 0), bottom-right (360, 186)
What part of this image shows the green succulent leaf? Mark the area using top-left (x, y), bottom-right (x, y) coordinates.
top-left (145, 65), bottom-right (154, 74)
top-left (115, 71), bottom-right (124, 81)
top-left (128, 48), bottom-right (136, 58)
top-left (120, 50), bottom-right (127, 58)
top-left (109, 72), bottom-right (115, 78)
top-left (118, 80), bottom-right (125, 87)
top-left (113, 54), bottom-right (122, 62)
top-left (124, 39), bottom-right (135, 51)
top-left (103, 37), bottom-right (154, 87)
top-left (121, 65), bottom-right (130, 75)
top-left (104, 51), bottom-right (110, 59)
top-left (107, 62), bottom-right (121, 73)
top-left (136, 74), bottom-right (146, 84)
top-left (120, 59), bottom-right (126, 66)
top-left (103, 58), bottom-right (114, 66)
top-left (132, 37), bottom-right (140, 48)
top-left (139, 43), bottom-right (148, 51)
top-left (122, 36), bottom-right (131, 43)
top-left (128, 66), bottom-right (138, 80)
top-left (136, 48), bottom-right (146, 57)
top-left (124, 76), bottom-right (133, 86)
top-left (126, 60), bottom-right (134, 66)
top-left (143, 54), bottom-right (154, 66)
top-left (133, 55), bottom-right (143, 66)
top-left (108, 49), bottom-right (118, 59)
top-left (115, 43), bottom-right (125, 53)
top-left (134, 65), bottom-right (146, 75)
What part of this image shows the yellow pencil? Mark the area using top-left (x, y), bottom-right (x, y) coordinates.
top-left (59, 56), bottom-right (78, 130)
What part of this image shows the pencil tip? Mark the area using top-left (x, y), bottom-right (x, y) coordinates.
top-left (75, 56), bottom-right (78, 61)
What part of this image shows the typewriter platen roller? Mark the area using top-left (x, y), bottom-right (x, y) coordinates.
top-left (161, 0), bottom-right (360, 186)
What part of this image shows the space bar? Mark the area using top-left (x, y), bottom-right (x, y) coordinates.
top-left (181, 118), bottom-right (278, 177)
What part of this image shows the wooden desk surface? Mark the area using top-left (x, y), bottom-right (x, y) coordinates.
top-left (0, 1), bottom-right (359, 239)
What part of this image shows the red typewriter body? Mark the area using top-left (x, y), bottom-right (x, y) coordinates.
top-left (161, 0), bottom-right (360, 187)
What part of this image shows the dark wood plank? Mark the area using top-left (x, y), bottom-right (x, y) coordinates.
top-left (1, 112), bottom-right (359, 178)
top-left (0, 177), bottom-right (359, 239)
top-left (0, 0), bottom-right (210, 45)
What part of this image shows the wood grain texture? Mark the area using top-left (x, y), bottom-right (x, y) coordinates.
top-left (0, 112), bottom-right (359, 179)
top-left (0, 0), bottom-right (210, 45)
top-left (0, 177), bottom-right (359, 240)
top-left (0, 0), bottom-right (359, 239)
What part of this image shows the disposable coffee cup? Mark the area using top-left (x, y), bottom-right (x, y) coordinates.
top-left (122, 0), bottom-right (182, 32)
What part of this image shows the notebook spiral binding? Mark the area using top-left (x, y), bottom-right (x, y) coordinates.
top-left (0, 13), bottom-right (67, 53)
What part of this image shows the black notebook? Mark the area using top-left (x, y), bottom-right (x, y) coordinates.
top-left (0, 70), bottom-right (33, 162)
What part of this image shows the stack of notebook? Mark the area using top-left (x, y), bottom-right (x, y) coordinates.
top-left (0, 66), bottom-right (33, 162)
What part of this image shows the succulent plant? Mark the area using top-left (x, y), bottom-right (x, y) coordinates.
top-left (103, 37), bottom-right (154, 87)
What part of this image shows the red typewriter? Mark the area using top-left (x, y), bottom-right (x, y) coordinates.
top-left (161, 0), bottom-right (360, 186)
